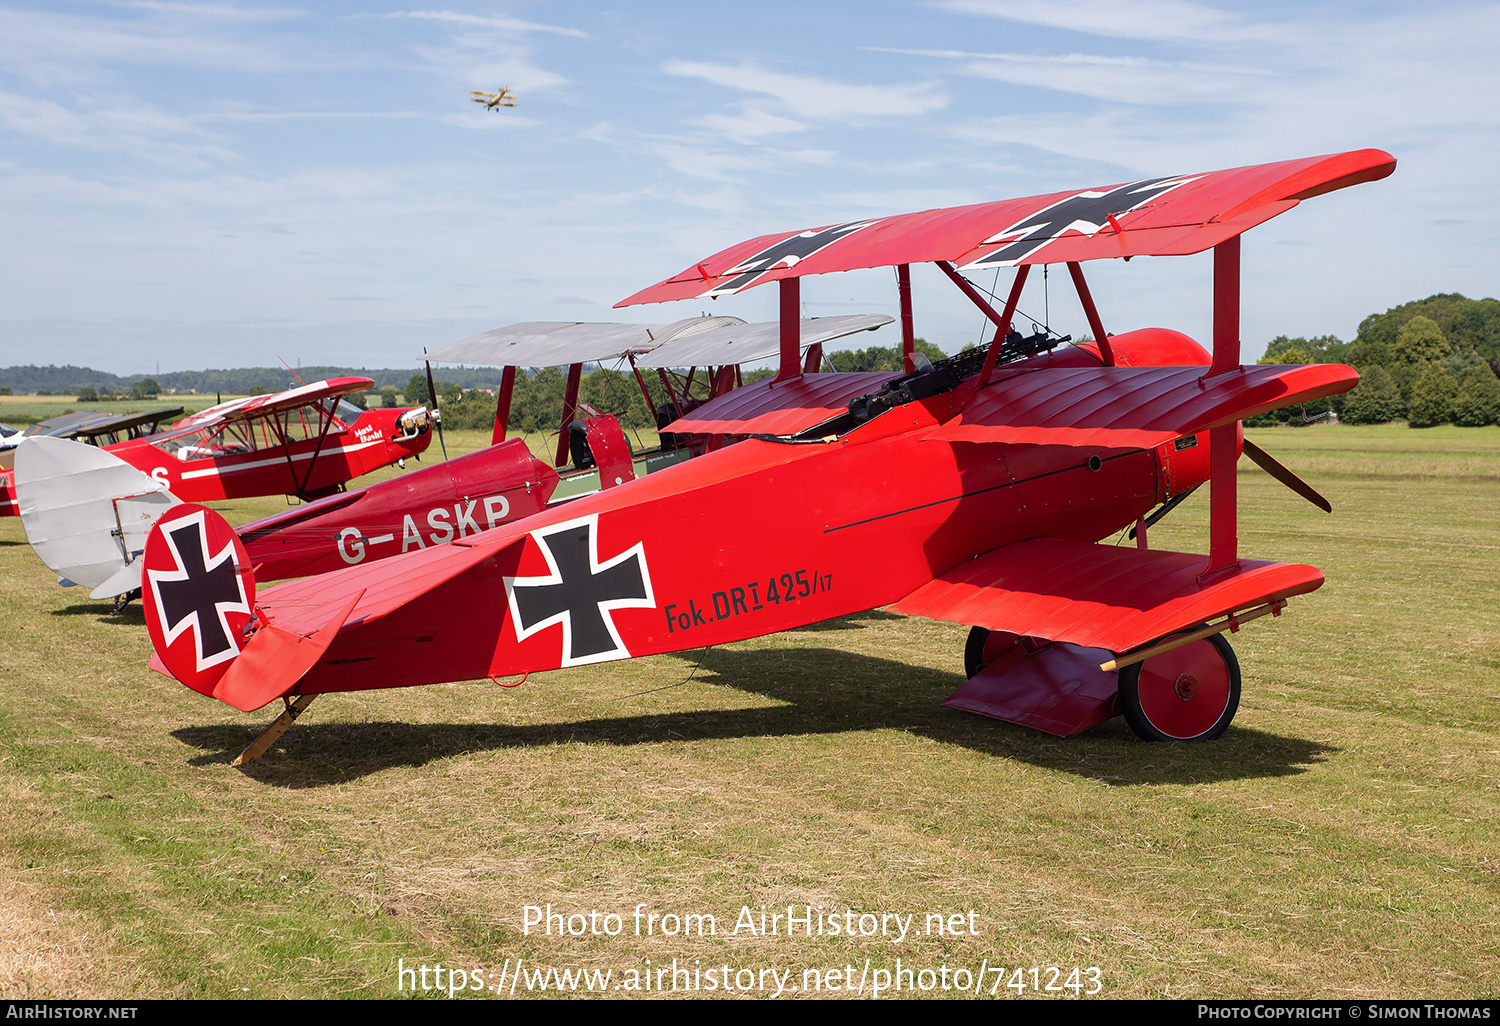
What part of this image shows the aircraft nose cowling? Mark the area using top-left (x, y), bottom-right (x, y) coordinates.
top-left (1081, 327), bottom-right (1211, 368)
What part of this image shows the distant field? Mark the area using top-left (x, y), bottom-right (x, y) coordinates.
top-left (0, 423), bottom-right (1495, 1000)
top-left (0, 394), bottom-right (229, 426)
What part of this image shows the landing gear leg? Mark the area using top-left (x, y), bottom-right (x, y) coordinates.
top-left (232, 693), bottom-right (317, 766)
top-left (111, 589), bottom-right (142, 616)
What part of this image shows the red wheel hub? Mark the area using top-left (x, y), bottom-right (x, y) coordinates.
top-left (1136, 641), bottom-right (1231, 739)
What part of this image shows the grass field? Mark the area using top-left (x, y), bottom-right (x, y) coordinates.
top-left (0, 394), bottom-right (229, 427)
top-left (1, 423), bottom-right (1496, 1000)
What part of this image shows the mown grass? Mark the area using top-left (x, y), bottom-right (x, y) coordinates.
top-left (0, 423), bottom-right (1495, 1000)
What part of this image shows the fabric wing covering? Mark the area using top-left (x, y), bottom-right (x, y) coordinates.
top-left (616, 149), bottom-right (1396, 306)
top-left (891, 539), bottom-right (1325, 655)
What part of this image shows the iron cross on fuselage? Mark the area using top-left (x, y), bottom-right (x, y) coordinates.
top-left (505, 515), bottom-right (653, 666)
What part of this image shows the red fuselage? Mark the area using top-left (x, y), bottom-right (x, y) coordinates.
top-left (255, 334), bottom-right (1215, 698)
top-left (109, 406), bottom-right (432, 501)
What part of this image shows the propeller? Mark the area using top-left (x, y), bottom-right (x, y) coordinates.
top-left (423, 352), bottom-right (448, 460)
top-left (1241, 438), bottom-right (1331, 513)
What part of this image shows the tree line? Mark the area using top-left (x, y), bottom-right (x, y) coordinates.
top-left (7, 294), bottom-right (1498, 430)
top-left (1250, 293), bottom-right (1500, 428)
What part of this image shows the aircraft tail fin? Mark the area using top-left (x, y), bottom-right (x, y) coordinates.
top-left (142, 504), bottom-right (260, 700)
top-left (15, 436), bottom-right (181, 598)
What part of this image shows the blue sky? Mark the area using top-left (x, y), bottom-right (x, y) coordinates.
top-left (1, 0), bottom-right (1495, 374)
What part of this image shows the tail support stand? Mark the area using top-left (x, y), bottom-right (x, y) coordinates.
top-left (232, 693), bottom-right (317, 767)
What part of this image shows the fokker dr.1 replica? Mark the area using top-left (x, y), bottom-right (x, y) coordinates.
top-left (139, 149), bottom-right (1394, 762)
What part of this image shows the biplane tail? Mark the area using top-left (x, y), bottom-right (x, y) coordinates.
top-left (15, 436), bottom-right (182, 600)
top-left (141, 503), bottom-right (364, 714)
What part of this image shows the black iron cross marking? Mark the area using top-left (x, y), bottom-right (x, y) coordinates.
top-left (704, 220), bottom-right (878, 297)
top-left (964, 175), bottom-right (1198, 269)
top-left (506, 516), bottom-right (652, 666)
top-left (149, 516), bottom-right (249, 670)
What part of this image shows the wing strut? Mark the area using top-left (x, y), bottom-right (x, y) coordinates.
top-left (897, 264), bottom-right (916, 372)
top-left (975, 266), bottom-right (1030, 391)
top-left (295, 397), bottom-right (342, 498)
top-left (775, 277), bottom-right (801, 382)
top-left (934, 261), bottom-right (1030, 401)
top-left (555, 362), bottom-right (583, 467)
top-left (1204, 237), bottom-right (1242, 580)
top-left (491, 365), bottom-right (516, 447)
top-left (1067, 262), bottom-right (1113, 367)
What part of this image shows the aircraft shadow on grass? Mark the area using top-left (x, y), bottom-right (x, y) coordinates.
top-left (170, 639), bottom-right (1334, 789)
top-left (51, 603), bottom-right (146, 625)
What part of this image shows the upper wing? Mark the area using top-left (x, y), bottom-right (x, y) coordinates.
top-left (635, 314), bottom-right (893, 369)
top-left (169, 377), bottom-right (375, 434)
top-left (617, 149), bottom-right (1395, 306)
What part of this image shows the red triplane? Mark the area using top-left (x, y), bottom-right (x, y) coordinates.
top-left (139, 149), bottom-right (1395, 763)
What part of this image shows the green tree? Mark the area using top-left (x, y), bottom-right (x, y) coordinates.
top-left (1260, 334), bottom-right (1347, 363)
top-left (1406, 362), bottom-right (1458, 428)
top-left (405, 374), bottom-right (430, 407)
top-left (826, 337), bottom-right (946, 372)
top-left (130, 377), bottom-right (161, 399)
top-left (76, 386), bottom-right (99, 402)
top-left (1258, 344), bottom-right (1312, 366)
top-left (1354, 293), bottom-right (1500, 366)
top-left (1340, 365), bottom-right (1402, 424)
top-left (1451, 363), bottom-right (1500, 426)
top-left (1442, 348), bottom-right (1487, 380)
top-left (379, 386), bottom-right (399, 408)
top-left (1395, 315), bottom-right (1449, 365)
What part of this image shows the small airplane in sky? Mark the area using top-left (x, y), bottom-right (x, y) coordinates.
top-left (469, 87), bottom-right (517, 110)
top-left (137, 149), bottom-right (1395, 763)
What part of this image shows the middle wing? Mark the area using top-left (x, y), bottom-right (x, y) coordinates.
top-left (658, 358), bottom-right (1358, 444)
top-left (931, 361), bottom-right (1359, 449)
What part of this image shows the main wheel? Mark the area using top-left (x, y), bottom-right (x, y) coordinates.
top-left (1119, 632), bottom-right (1240, 742)
top-left (963, 626), bottom-right (1020, 679)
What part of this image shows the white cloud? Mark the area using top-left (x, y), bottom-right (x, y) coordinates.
top-left (934, 0), bottom-right (1272, 44)
top-left (108, 1), bottom-right (305, 21)
top-left (696, 105), bottom-right (807, 141)
top-left (0, 89), bottom-right (234, 168)
top-left (0, 7), bottom-right (307, 87)
top-left (662, 61), bottom-right (947, 120)
top-left (879, 47), bottom-right (1266, 105)
top-left (384, 9), bottom-right (589, 39)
